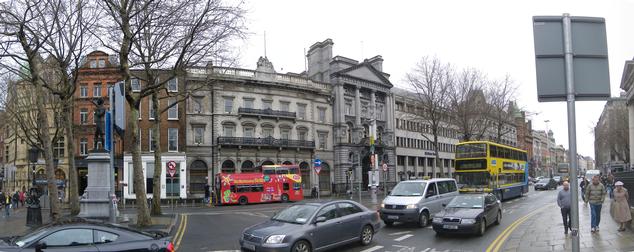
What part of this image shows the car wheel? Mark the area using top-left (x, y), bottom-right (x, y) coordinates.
top-left (418, 212), bottom-right (429, 228)
top-left (435, 230), bottom-right (444, 236)
top-left (239, 196), bottom-right (248, 205)
top-left (291, 240), bottom-right (311, 252)
top-left (281, 194), bottom-right (289, 202)
top-left (477, 219), bottom-right (486, 236)
top-left (494, 210), bottom-right (502, 225)
top-left (383, 221), bottom-right (394, 226)
top-left (360, 225), bottom-right (374, 245)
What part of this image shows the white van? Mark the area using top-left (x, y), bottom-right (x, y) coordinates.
top-left (586, 170), bottom-right (600, 179)
top-left (379, 178), bottom-right (459, 227)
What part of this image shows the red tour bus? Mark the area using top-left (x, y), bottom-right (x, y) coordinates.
top-left (215, 165), bottom-right (304, 205)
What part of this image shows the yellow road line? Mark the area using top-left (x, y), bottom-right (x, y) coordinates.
top-left (486, 204), bottom-right (553, 252)
top-left (174, 214), bottom-right (188, 251)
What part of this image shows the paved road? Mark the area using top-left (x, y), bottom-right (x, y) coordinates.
top-left (174, 187), bottom-right (561, 252)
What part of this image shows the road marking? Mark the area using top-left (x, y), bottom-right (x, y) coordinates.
top-left (360, 245), bottom-right (384, 252)
top-left (486, 204), bottom-right (553, 252)
top-left (389, 231), bottom-right (412, 236)
top-left (394, 234), bottom-right (414, 241)
top-left (421, 248), bottom-right (431, 252)
top-left (174, 214), bottom-right (188, 251)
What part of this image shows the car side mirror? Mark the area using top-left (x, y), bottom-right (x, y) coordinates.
top-left (314, 216), bottom-right (327, 224)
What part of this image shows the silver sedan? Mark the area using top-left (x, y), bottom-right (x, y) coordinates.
top-left (240, 200), bottom-right (381, 252)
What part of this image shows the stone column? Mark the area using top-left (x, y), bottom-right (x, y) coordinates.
top-left (404, 155), bottom-right (409, 180)
top-left (414, 156), bottom-right (419, 178)
top-left (78, 151), bottom-right (112, 218)
top-left (629, 104), bottom-right (634, 166)
top-left (355, 87), bottom-right (361, 125)
top-left (370, 90), bottom-right (376, 119)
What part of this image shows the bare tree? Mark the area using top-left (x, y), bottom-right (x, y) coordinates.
top-left (450, 68), bottom-right (491, 142)
top-left (99, 0), bottom-right (245, 224)
top-left (405, 56), bottom-right (455, 178)
top-left (486, 74), bottom-right (517, 143)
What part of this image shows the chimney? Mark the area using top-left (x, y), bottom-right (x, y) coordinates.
top-left (307, 39), bottom-right (333, 82)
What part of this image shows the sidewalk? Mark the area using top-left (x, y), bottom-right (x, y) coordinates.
top-left (502, 201), bottom-right (634, 251)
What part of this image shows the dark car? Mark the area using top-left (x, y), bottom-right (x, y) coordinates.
top-left (432, 193), bottom-right (502, 236)
top-left (240, 200), bottom-right (381, 252)
top-left (0, 218), bottom-right (173, 252)
top-left (534, 178), bottom-right (557, 190)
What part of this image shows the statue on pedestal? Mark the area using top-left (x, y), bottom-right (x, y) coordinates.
top-left (91, 98), bottom-right (106, 150)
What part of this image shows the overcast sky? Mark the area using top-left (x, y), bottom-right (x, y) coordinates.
top-left (233, 0), bottom-right (634, 159)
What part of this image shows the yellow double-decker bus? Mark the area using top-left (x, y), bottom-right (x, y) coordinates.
top-left (454, 141), bottom-right (528, 201)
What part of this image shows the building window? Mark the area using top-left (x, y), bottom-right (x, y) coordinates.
top-left (345, 100), bottom-right (353, 115)
top-left (98, 59), bottom-right (105, 68)
top-left (263, 100), bottom-right (272, 110)
top-left (53, 137), bottom-right (64, 158)
top-left (297, 104), bottom-right (306, 119)
top-left (80, 109), bottom-right (88, 124)
top-left (192, 97), bottom-right (203, 114)
top-left (223, 125), bottom-right (234, 137)
top-left (168, 128), bottom-right (178, 152)
top-left (90, 60), bottom-right (97, 68)
top-left (281, 128), bottom-right (290, 140)
top-left (80, 138), bottom-right (87, 156)
top-left (243, 126), bottom-right (254, 138)
top-left (318, 132), bottom-right (327, 149)
top-left (262, 127), bottom-right (273, 138)
top-left (224, 97), bottom-right (233, 113)
top-left (167, 78), bottom-right (178, 92)
top-left (280, 101), bottom-right (290, 112)
top-left (149, 129), bottom-right (155, 152)
top-left (298, 130), bottom-right (307, 141)
top-left (318, 107), bottom-right (326, 123)
top-left (243, 98), bottom-right (254, 109)
top-left (168, 98), bottom-right (178, 119)
top-left (80, 85), bottom-right (88, 97)
top-left (131, 78), bottom-right (140, 91)
top-left (193, 126), bottom-right (204, 144)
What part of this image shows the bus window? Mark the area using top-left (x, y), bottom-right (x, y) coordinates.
top-left (263, 169), bottom-right (275, 175)
top-left (283, 183), bottom-right (290, 191)
top-left (230, 185), bottom-right (236, 192)
top-left (276, 169), bottom-right (289, 174)
top-left (293, 183), bottom-right (301, 190)
top-left (252, 185), bottom-right (263, 192)
top-left (290, 167), bottom-right (299, 174)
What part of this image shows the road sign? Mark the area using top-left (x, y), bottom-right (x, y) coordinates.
top-left (382, 163), bottom-right (388, 172)
top-left (314, 159), bottom-right (321, 167)
top-left (314, 166), bottom-right (321, 175)
top-left (167, 161), bottom-right (177, 177)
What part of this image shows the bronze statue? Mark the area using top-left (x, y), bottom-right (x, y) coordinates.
top-left (92, 98), bottom-right (106, 150)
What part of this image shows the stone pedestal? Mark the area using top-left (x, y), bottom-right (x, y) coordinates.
top-left (78, 151), bottom-right (112, 218)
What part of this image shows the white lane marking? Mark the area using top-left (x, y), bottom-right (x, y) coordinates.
top-left (389, 231), bottom-right (412, 236)
top-left (394, 234), bottom-right (414, 241)
top-left (427, 226), bottom-right (433, 229)
top-left (360, 245), bottom-right (384, 252)
top-left (421, 248), bottom-right (431, 252)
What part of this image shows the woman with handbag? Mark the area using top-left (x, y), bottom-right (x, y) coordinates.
top-left (612, 181), bottom-right (632, 231)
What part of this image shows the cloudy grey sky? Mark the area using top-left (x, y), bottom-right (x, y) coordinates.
top-left (234, 0), bottom-right (634, 159)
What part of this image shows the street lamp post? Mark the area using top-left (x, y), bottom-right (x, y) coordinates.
top-left (26, 147), bottom-right (42, 227)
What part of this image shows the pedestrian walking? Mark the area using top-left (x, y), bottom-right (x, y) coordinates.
top-left (12, 191), bottom-right (19, 209)
top-left (584, 175), bottom-right (607, 233)
top-left (3, 191), bottom-right (10, 217)
top-left (558, 181), bottom-right (572, 234)
top-left (204, 184), bottom-right (210, 204)
top-left (611, 181), bottom-right (631, 231)
top-left (607, 174), bottom-right (615, 199)
top-left (580, 176), bottom-right (588, 202)
top-left (19, 190), bottom-right (25, 207)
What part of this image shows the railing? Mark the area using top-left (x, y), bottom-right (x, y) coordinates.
top-left (186, 66), bottom-right (331, 92)
top-left (217, 137), bottom-right (315, 148)
top-left (238, 108), bottom-right (296, 118)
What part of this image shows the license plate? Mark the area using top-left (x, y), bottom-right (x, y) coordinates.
top-left (387, 215), bottom-right (399, 220)
top-left (243, 242), bottom-right (256, 251)
top-left (443, 224), bottom-right (458, 230)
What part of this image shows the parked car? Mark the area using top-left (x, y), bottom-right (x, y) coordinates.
top-left (534, 178), bottom-right (557, 190)
top-left (432, 193), bottom-right (502, 236)
top-left (240, 200), bottom-right (381, 252)
top-left (379, 178), bottom-right (459, 227)
top-left (0, 218), bottom-right (173, 252)
top-left (553, 176), bottom-right (562, 185)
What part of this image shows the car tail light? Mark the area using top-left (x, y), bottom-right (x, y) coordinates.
top-left (167, 242), bottom-right (175, 252)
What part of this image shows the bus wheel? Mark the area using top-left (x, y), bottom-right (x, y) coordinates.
top-left (238, 196), bottom-right (248, 205)
top-left (281, 194), bottom-right (289, 202)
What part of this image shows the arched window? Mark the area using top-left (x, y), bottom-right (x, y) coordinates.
top-left (282, 161), bottom-right (293, 165)
top-left (190, 160), bottom-right (207, 194)
top-left (299, 162), bottom-right (310, 190)
top-left (261, 160), bottom-right (274, 166)
top-left (241, 160), bottom-right (255, 173)
top-left (221, 160), bottom-right (235, 173)
top-left (346, 122), bottom-right (353, 143)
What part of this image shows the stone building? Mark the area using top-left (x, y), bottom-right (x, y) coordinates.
top-left (594, 94), bottom-right (628, 174)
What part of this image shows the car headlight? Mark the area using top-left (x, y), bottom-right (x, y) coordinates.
top-left (406, 204), bottom-right (417, 209)
top-left (461, 218), bottom-right (476, 224)
top-left (380, 203), bottom-right (385, 208)
top-left (265, 235), bottom-right (286, 244)
top-left (432, 217), bottom-right (443, 223)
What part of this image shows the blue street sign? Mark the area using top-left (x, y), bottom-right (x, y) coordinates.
top-left (314, 159), bottom-right (322, 167)
top-left (105, 111), bottom-right (112, 151)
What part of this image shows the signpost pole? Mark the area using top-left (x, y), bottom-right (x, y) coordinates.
top-left (108, 86), bottom-right (116, 223)
top-left (562, 13), bottom-right (580, 252)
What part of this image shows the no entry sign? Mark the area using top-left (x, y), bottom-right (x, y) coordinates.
top-left (167, 161), bottom-right (177, 177)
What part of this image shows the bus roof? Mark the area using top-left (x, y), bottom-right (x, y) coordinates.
top-left (457, 141), bottom-right (527, 153)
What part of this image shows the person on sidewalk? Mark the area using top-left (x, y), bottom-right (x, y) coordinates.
top-left (12, 191), bottom-right (19, 209)
top-left (611, 181), bottom-right (631, 231)
top-left (558, 181), bottom-right (572, 234)
top-left (204, 184), bottom-right (210, 204)
top-left (3, 191), bottom-right (10, 217)
top-left (584, 175), bottom-right (607, 233)
top-left (607, 174), bottom-right (615, 199)
top-left (580, 176), bottom-right (588, 202)
top-left (19, 190), bottom-right (25, 207)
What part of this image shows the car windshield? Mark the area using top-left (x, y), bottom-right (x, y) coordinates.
top-left (14, 229), bottom-right (48, 248)
top-left (539, 179), bottom-right (551, 183)
top-left (446, 195), bottom-right (484, 208)
top-left (390, 182), bottom-right (426, 196)
top-left (271, 204), bottom-right (319, 224)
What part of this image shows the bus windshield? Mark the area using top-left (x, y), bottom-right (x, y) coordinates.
top-left (456, 143), bottom-right (487, 159)
top-left (455, 172), bottom-right (491, 188)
